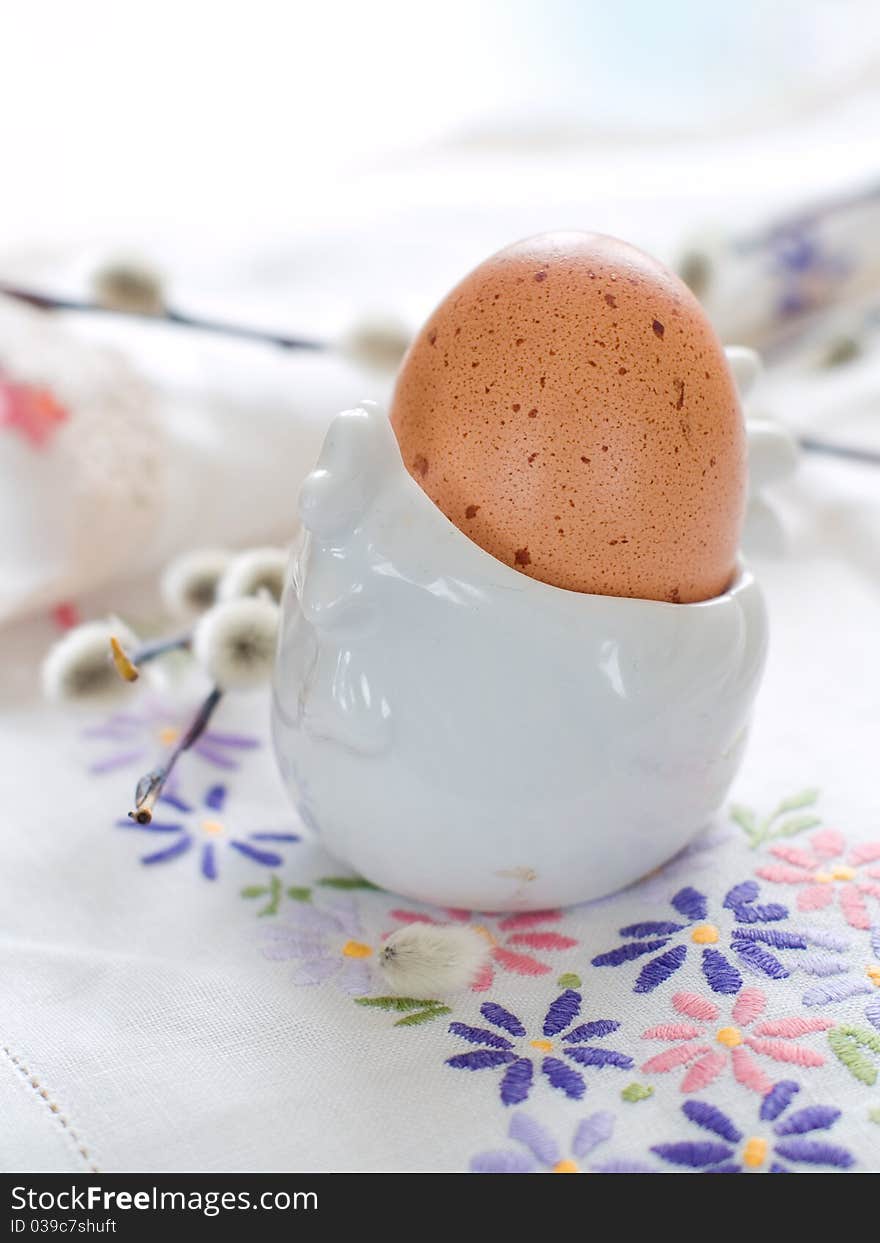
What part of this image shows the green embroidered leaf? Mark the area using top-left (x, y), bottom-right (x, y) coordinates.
top-left (828, 1026), bottom-right (880, 1086)
top-left (776, 787), bottom-right (820, 813)
top-left (732, 789), bottom-right (822, 848)
top-left (557, 972), bottom-right (582, 989)
top-left (242, 875), bottom-right (285, 916)
top-left (394, 1005), bottom-right (452, 1027)
top-left (318, 876), bottom-right (381, 891)
top-left (729, 804), bottom-right (758, 838)
top-left (621, 1083), bottom-right (654, 1103)
top-left (355, 996), bottom-right (444, 1013)
top-left (285, 886), bottom-right (312, 902)
top-left (869, 1107), bottom-right (880, 1126)
top-left (251, 874), bottom-right (283, 916)
top-left (773, 815), bottom-right (822, 839)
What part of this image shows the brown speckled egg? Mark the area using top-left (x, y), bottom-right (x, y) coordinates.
top-left (389, 231), bottom-right (746, 602)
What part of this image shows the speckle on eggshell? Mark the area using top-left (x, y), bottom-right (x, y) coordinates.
top-left (390, 231), bottom-right (747, 603)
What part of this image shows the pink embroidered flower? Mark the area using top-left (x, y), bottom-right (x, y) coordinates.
top-left (640, 988), bottom-right (833, 1094)
top-left (389, 907), bottom-right (578, 990)
top-left (0, 374), bottom-right (68, 447)
top-left (756, 828), bottom-right (880, 929)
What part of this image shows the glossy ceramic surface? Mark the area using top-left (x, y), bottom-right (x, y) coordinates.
top-left (272, 375), bottom-right (770, 910)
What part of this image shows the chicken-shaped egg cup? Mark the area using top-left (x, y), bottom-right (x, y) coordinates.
top-left (273, 234), bottom-right (776, 911)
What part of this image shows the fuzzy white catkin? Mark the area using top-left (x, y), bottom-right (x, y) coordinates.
top-left (377, 925), bottom-right (491, 996)
top-left (41, 616), bottom-right (137, 705)
top-left (217, 547), bottom-right (289, 605)
top-left (193, 596), bottom-right (279, 691)
top-left (339, 313), bottom-right (411, 373)
top-left (92, 258), bottom-right (166, 317)
top-left (160, 549), bottom-right (232, 619)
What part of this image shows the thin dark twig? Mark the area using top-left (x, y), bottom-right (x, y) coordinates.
top-left (109, 630), bottom-right (192, 684)
top-left (163, 307), bottom-right (325, 352)
top-left (800, 437), bottom-right (880, 467)
top-left (128, 687), bottom-right (223, 823)
top-left (0, 282), bottom-right (326, 353)
top-left (130, 632), bottom-right (192, 665)
top-left (6, 282), bottom-right (878, 468)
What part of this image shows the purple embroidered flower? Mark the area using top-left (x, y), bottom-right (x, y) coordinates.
top-left (446, 989), bottom-right (633, 1105)
top-left (802, 927), bottom-right (880, 1084)
top-left (769, 226), bottom-right (851, 320)
top-left (85, 700), bottom-right (260, 774)
top-left (590, 882), bottom-right (822, 995)
top-left (801, 923), bottom-right (880, 1024)
top-left (261, 895), bottom-right (375, 996)
top-left (117, 783), bottom-right (299, 880)
top-left (651, 1081), bottom-right (856, 1172)
top-left (471, 1111), bottom-right (652, 1174)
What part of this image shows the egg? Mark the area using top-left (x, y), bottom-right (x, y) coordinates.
top-left (390, 231), bottom-right (747, 603)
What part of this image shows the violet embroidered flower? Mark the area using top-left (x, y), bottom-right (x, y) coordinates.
top-left (389, 907), bottom-right (577, 990)
top-left (651, 1081), bottom-right (856, 1172)
top-left (756, 828), bottom-right (880, 929)
top-left (770, 226), bottom-right (850, 320)
top-left (590, 881), bottom-right (838, 994)
top-left (470, 1111), bottom-right (651, 1174)
top-left (117, 783), bottom-right (299, 879)
top-left (446, 989), bottom-right (633, 1105)
top-left (86, 700), bottom-right (259, 774)
top-left (261, 895), bottom-right (376, 996)
top-left (640, 988), bottom-right (832, 1094)
top-left (801, 926), bottom-right (880, 1039)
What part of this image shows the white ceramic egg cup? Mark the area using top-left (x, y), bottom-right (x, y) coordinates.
top-left (273, 349), bottom-right (785, 911)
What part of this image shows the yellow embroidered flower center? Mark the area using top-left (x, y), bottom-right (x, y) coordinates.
top-left (716, 1026), bottom-right (743, 1048)
top-left (553, 1159), bottom-right (578, 1173)
top-left (200, 818), bottom-right (224, 837)
top-left (815, 865), bottom-right (855, 883)
top-left (472, 924), bottom-right (498, 947)
top-left (530, 1039), bottom-right (554, 1053)
top-left (158, 725), bottom-right (180, 746)
top-left (691, 924), bottom-right (719, 944)
top-left (342, 940), bottom-right (373, 959)
top-left (742, 1137), bottom-right (768, 1168)
top-left (866, 965), bottom-right (880, 988)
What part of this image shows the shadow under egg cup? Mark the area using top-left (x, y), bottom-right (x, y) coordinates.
top-left (272, 401), bottom-right (768, 911)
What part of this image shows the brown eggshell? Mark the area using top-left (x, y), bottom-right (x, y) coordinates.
top-left (389, 232), bottom-right (746, 603)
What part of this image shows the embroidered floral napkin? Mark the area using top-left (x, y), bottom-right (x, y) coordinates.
top-left (1, 433), bottom-right (879, 1172)
top-left (3, 94), bottom-right (880, 1173)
